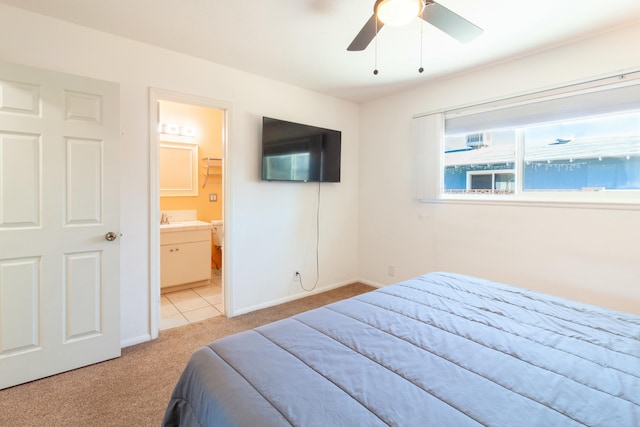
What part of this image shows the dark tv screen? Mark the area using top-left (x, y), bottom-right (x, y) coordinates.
top-left (261, 117), bottom-right (341, 182)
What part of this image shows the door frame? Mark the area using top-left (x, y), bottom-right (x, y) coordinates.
top-left (149, 88), bottom-right (232, 339)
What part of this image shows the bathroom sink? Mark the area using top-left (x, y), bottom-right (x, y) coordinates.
top-left (160, 220), bottom-right (212, 232)
top-left (160, 222), bottom-right (185, 228)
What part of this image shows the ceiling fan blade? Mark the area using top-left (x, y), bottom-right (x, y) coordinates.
top-left (420, 2), bottom-right (483, 43)
top-left (347, 14), bottom-right (384, 51)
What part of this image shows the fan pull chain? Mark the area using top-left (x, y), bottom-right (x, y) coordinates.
top-left (373, 17), bottom-right (379, 75)
top-left (419, 20), bottom-right (424, 73)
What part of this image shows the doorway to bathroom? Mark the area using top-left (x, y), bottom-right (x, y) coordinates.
top-left (149, 89), bottom-right (231, 337)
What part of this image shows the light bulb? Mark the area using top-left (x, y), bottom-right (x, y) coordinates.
top-left (376, 0), bottom-right (423, 27)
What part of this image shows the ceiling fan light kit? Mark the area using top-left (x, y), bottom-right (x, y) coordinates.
top-left (347, 0), bottom-right (484, 75)
top-left (375, 0), bottom-right (424, 27)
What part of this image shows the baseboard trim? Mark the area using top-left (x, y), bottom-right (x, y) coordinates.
top-left (231, 279), bottom-right (359, 317)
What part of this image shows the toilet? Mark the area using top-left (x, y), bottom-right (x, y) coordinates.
top-left (211, 220), bottom-right (224, 247)
top-left (210, 220), bottom-right (223, 269)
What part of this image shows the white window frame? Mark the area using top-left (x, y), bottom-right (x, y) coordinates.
top-left (413, 70), bottom-right (640, 210)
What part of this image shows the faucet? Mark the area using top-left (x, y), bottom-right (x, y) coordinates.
top-left (160, 212), bottom-right (169, 224)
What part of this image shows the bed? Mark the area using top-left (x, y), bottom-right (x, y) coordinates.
top-left (162, 272), bottom-right (640, 426)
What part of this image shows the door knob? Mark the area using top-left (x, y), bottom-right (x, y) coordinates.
top-left (105, 231), bottom-right (118, 241)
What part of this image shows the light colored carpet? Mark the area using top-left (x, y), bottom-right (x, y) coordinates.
top-left (0, 283), bottom-right (374, 426)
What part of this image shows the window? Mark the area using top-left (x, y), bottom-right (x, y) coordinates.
top-left (444, 112), bottom-right (640, 197)
top-left (427, 73), bottom-right (640, 205)
top-left (468, 170), bottom-right (515, 193)
top-left (444, 129), bottom-right (516, 195)
top-left (522, 113), bottom-right (640, 192)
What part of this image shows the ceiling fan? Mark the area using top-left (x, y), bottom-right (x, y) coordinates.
top-left (347, 0), bottom-right (483, 51)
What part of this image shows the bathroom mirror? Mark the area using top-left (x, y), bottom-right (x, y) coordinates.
top-left (159, 141), bottom-right (198, 196)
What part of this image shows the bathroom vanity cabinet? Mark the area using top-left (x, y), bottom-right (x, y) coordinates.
top-left (160, 222), bottom-right (211, 290)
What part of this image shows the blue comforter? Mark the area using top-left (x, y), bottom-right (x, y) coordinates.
top-left (163, 272), bottom-right (640, 426)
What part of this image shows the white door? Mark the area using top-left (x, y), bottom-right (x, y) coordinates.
top-left (0, 61), bottom-right (120, 389)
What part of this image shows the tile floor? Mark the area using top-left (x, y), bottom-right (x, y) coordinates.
top-left (160, 269), bottom-right (223, 330)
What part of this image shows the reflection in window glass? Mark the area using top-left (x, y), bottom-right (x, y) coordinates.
top-left (523, 112), bottom-right (640, 191)
top-left (444, 130), bottom-right (516, 194)
top-left (495, 172), bottom-right (516, 190)
top-left (263, 152), bottom-right (310, 181)
top-left (470, 173), bottom-right (492, 189)
top-left (443, 112), bottom-right (640, 196)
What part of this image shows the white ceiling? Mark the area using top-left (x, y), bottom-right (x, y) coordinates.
top-left (2, 0), bottom-right (640, 103)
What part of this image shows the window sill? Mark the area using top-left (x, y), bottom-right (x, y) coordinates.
top-left (422, 193), bottom-right (640, 211)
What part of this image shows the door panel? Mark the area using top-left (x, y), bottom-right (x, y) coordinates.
top-left (0, 79), bottom-right (40, 116)
top-left (66, 137), bottom-right (102, 225)
top-left (0, 132), bottom-right (40, 227)
top-left (0, 257), bottom-right (39, 355)
top-left (0, 60), bottom-right (120, 389)
top-left (65, 251), bottom-right (102, 341)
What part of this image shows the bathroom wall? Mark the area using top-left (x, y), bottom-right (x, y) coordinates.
top-left (159, 100), bottom-right (224, 223)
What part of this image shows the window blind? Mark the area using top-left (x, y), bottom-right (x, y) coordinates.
top-left (411, 113), bottom-right (443, 200)
top-left (445, 73), bottom-right (640, 135)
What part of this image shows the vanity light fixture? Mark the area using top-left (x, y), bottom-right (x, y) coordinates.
top-left (159, 123), bottom-right (196, 137)
top-left (159, 123), bottom-right (180, 135)
top-left (180, 126), bottom-right (196, 137)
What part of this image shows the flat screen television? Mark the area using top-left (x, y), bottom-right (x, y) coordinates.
top-left (261, 117), bottom-right (341, 182)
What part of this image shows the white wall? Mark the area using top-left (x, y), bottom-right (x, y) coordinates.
top-left (359, 23), bottom-right (640, 315)
top-left (0, 4), bottom-right (360, 345)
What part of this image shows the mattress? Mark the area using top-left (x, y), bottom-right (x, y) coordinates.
top-left (162, 272), bottom-right (640, 426)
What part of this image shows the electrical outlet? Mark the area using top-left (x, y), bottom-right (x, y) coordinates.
top-left (388, 265), bottom-right (395, 277)
top-left (209, 193), bottom-right (217, 202)
top-left (293, 270), bottom-right (301, 281)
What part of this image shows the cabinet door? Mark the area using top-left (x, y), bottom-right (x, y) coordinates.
top-left (160, 240), bottom-right (211, 288)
